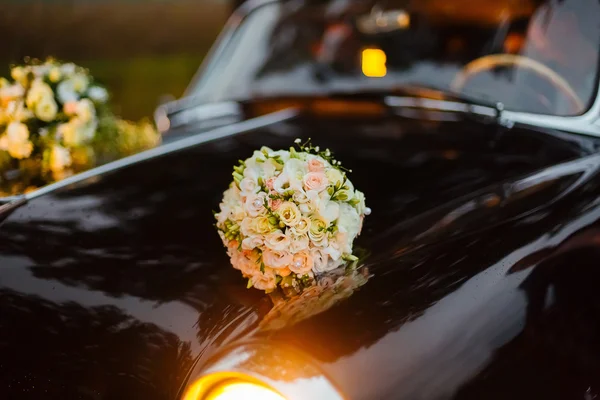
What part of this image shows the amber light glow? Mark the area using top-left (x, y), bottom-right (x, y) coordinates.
top-left (183, 377), bottom-right (286, 400)
top-left (361, 48), bottom-right (387, 78)
top-left (205, 381), bottom-right (285, 400)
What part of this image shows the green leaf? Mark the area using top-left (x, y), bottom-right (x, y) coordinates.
top-left (260, 261), bottom-right (265, 273)
top-left (247, 279), bottom-right (253, 289)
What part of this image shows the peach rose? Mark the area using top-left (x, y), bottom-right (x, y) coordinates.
top-left (265, 177), bottom-right (276, 190)
top-left (263, 249), bottom-right (292, 269)
top-left (289, 251), bottom-right (314, 274)
top-left (303, 172), bottom-right (328, 192)
top-left (308, 158), bottom-right (325, 172)
top-left (264, 231), bottom-right (291, 251)
top-left (252, 267), bottom-right (277, 291)
top-left (268, 197), bottom-right (282, 211)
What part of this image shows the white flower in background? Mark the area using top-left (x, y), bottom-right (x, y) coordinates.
top-left (48, 67), bottom-right (62, 83)
top-left (10, 66), bottom-right (27, 86)
top-left (88, 86), bottom-right (108, 103)
top-left (215, 142), bottom-right (369, 292)
top-left (30, 64), bottom-right (51, 78)
top-left (26, 79), bottom-right (53, 109)
top-left (6, 100), bottom-right (33, 122)
top-left (57, 117), bottom-right (97, 147)
top-left (0, 122), bottom-right (33, 159)
top-left (60, 63), bottom-right (77, 76)
top-left (48, 145), bottom-right (72, 172)
top-left (75, 99), bottom-right (96, 123)
top-left (0, 84), bottom-right (25, 104)
top-left (34, 96), bottom-right (58, 122)
top-left (57, 79), bottom-right (80, 103)
top-left (71, 74), bottom-right (89, 94)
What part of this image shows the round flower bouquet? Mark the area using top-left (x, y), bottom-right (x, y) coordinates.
top-left (0, 58), bottom-right (161, 196)
top-left (215, 139), bottom-right (371, 293)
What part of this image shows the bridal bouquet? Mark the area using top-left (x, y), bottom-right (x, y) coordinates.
top-left (0, 58), bottom-right (160, 195)
top-left (215, 139), bottom-right (370, 293)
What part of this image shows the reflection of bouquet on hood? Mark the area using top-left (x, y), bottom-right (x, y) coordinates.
top-left (0, 58), bottom-right (160, 195)
top-left (215, 139), bottom-right (371, 293)
top-left (260, 264), bottom-right (370, 331)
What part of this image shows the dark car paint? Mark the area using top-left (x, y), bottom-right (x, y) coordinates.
top-left (1, 111), bottom-right (600, 399)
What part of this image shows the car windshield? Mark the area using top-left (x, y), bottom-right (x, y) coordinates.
top-left (191, 0), bottom-right (600, 117)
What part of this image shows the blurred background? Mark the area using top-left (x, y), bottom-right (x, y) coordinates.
top-left (0, 0), bottom-right (238, 120)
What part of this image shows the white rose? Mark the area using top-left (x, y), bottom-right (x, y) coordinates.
top-left (273, 171), bottom-right (290, 194)
top-left (311, 248), bottom-right (335, 274)
top-left (326, 168), bottom-right (345, 186)
top-left (240, 217), bottom-right (256, 236)
top-left (216, 206), bottom-right (231, 225)
top-left (289, 233), bottom-right (309, 253)
top-left (244, 192), bottom-right (267, 217)
top-left (290, 216), bottom-right (310, 235)
top-left (354, 190), bottom-right (370, 215)
top-left (264, 231), bottom-right (291, 251)
top-left (292, 189), bottom-right (309, 204)
top-left (283, 158), bottom-right (307, 191)
top-left (35, 96), bottom-right (58, 122)
top-left (338, 203), bottom-right (361, 238)
top-left (240, 177), bottom-right (259, 196)
top-left (49, 145), bottom-right (72, 172)
top-left (323, 233), bottom-right (344, 260)
top-left (231, 206), bottom-right (246, 222)
top-left (242, 235), bottom-right (263, 250)
top-left (263, 249), bottom-right (292, 269)
top-left (308, 217), bottom-right (328, 242)
top-left (307, 190), bottom-right (339, 223)
top-left (277, 201), bottom-right (301, 227)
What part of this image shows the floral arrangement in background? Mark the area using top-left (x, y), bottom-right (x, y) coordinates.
top-left (215, 139), bottom-right (371, 293)
top-left (0, 58), bottom-right (161, 196)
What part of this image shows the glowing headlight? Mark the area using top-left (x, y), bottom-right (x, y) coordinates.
top-left (181, 344), bottom-right (345, 400)
top-left (204, 380), bottom-right (285, 400)
top-left (183, 373), bottom-right (286, 400)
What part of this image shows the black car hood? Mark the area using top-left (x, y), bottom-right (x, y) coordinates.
top-left (0, 112), bottom-right (599, 400)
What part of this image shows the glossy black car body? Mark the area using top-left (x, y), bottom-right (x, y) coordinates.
top-left (4, 1), bottom-right (600, 399)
